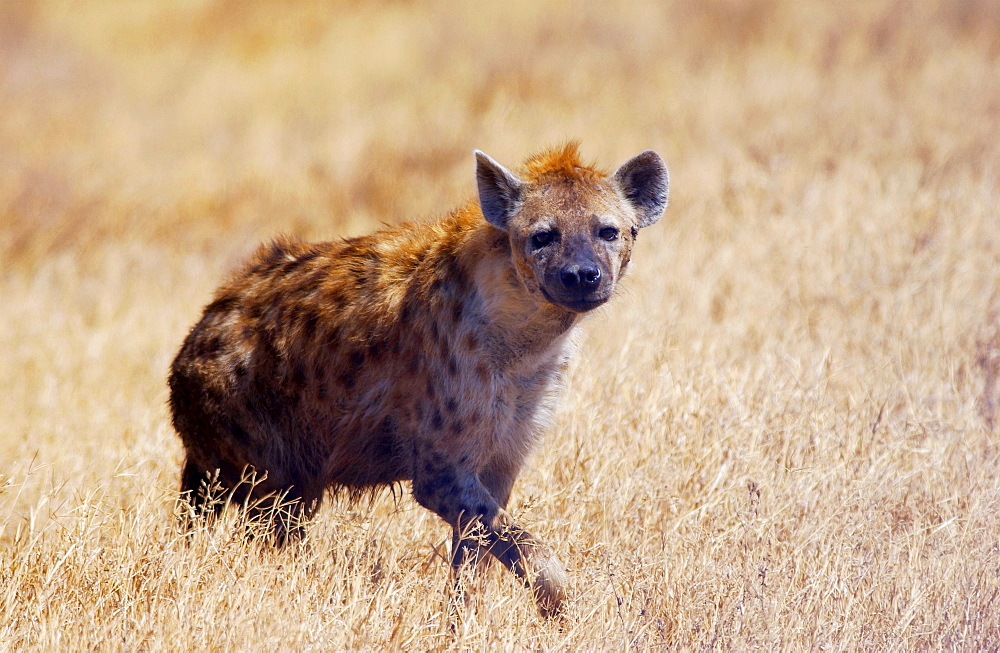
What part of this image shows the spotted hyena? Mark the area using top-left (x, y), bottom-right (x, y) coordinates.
top-left (168, 143), bottom-right (668, 617)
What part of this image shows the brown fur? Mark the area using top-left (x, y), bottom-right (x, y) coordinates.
top-left (168, 142), bottom-right (669, 617)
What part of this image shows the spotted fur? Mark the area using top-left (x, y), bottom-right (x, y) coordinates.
top-left (168, 142), bottom-right (669, 617)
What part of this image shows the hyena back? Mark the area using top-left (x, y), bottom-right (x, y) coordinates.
top-left (168, 143), bottom-right (668, 617)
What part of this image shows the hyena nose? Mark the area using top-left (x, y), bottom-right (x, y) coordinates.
top-left (560, 264), bottom-right (601, 289)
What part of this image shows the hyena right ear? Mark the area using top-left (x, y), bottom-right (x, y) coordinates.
top-left (475, 150), bottom-right (525, 231)
top-left (614, 150), bottom-right (669, 229)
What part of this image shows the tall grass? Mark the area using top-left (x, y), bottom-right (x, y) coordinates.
top-left (2, 0), bottom-right (999, 648)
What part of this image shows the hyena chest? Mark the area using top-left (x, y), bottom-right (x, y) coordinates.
top-left (408, 333), bottom-right (570, 469)
top-left (314, 328), bottom-right (569, 486)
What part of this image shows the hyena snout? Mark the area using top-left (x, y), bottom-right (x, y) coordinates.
top-left (544, 250), bottom-right (613, 311)
top-left (559, 261), bottom-right (601, 290)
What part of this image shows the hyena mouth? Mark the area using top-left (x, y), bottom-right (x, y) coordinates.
top-left (541, 288), bottom-right (612, 313)
top-left (563, 296), bottom-right (610, 313)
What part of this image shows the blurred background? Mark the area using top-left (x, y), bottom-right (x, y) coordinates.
top-left (4, 1), bottom-right (996, 261)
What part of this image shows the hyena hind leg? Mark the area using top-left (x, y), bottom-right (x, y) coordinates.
top-left (244, 488), bottom-right (314, 547)
top-left (178, 459), bottom-right (227, 531)
top-left (177, 459), bottom-right (312, 546)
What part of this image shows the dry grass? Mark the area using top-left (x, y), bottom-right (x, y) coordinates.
top-left (2, 0), bottom-right (999, 649)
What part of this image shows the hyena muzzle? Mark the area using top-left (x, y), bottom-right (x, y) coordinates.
top-left (168, 143), bottom-right (668, 617)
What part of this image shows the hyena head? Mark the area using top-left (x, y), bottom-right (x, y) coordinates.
top-left (476, 144), bottom-right (669, 312)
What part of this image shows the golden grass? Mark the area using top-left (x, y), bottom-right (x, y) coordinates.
top-left (2, 0), bottom-right (999, 648)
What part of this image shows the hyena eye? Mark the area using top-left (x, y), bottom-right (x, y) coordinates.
top-left (599, 227), bottom-right (619, 241)
top-left (531, 231), bottom-right (555, 248)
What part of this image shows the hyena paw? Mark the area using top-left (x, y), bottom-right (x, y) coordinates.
top-left (529, 548), bottom-right (568, 618)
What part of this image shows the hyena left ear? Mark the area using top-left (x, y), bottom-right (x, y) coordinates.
top-left (475, 150), bottom-right (525, 231)
top-left (614, 150), bottom-right (670, 229)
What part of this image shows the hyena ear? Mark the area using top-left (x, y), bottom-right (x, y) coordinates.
top-left (475, 150), bottom-right (525, 231)
top-left (613, 150), bottom-right (669, 229)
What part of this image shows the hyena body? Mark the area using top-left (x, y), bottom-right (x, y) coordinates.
top-left (169, 143), bottom-right (668, 617)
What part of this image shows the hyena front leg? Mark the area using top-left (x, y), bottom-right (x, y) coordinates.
top-left (481, 510), bottom-right (568, 618)
top-left (411, 462), bottom-right (567, 617)
top-left (479, 457), bottom-right (567, 618)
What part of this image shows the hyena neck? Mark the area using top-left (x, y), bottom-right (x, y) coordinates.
top-left (459, 219), bottom-right (581, 368)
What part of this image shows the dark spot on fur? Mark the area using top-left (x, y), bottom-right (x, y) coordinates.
top-left (201, 336), bottom-right (223, 358)
top-left (464, 333), bottom-right (478, 351)
top-left (326, 286), bottom-right (348, 306)
top-left (233, 362), bottom-right (248, 380)
top-left (447, 356), bottom-right (458, 377)
top-left (431, 409), bottom-right (444, 431)
top-left (241, 325), bottom-right (254, 341)
top-left (443, 258), bottom-right (467, 289)
top-left (292, 362), bottom-right (307, 387)
top-left (369, 417), bottom-right (398, 461)
top-left (302, 311), bottom-right (319, 339)
top-left (367, 340), bottom-right (383, 362)
top-left (475, 362), bottom-right (490, 382)
top-left (452, 301), bottom-right (463, 324)
top-left (350, 252), bottom-right (382, 288)
top-left (426, 378), bottom-right (436, 399)
top-left (230, 422), bottom-right (251, 442)
top-left (444, 397), bottom-right (458, 415)
top-left (426, 468), bottom-right (455, 493)
top-left (205, 295), bottom-right (238, 315)
top-left (349, 350), bottom-right (365, 368)
top-left (303, 270), bottom-right (326, 291)
top-left (450, 420), bottom-right (465, 435)
top-left (341, 370), bottom-right (356, 389)
top-left (387, 334), bottom-right (401, 356)
top-left (324, 324), bottom-right (342, 344)
top-left (257, 329), bottom-right (279, 362)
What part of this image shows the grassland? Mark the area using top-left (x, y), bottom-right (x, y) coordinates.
top-left (2, 0), bottom-right (999, 649)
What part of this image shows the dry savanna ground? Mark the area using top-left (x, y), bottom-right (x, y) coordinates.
top-left (2, 1), bottom-right (999, 649)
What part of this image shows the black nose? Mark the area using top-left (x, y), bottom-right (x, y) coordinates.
top-left (560, 264), bottom-right (601, 289)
